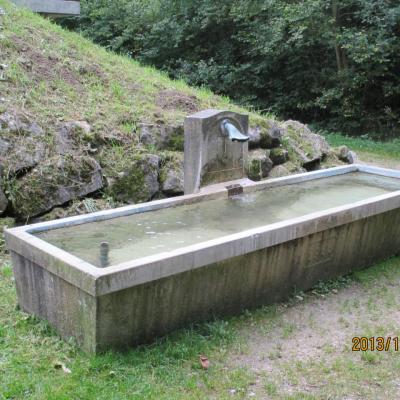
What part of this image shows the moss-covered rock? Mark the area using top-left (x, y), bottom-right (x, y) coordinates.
top-left (106, 153), bottom-right (160, 203)
top-left (9, 155), bottom-right (103, 218)
top-left (268, 162), bottom-right (306, 179)
top-left (159, 152), bottom-right (184, 195)
top-left (259, 122), bottom-right (283, 149)
top-left (281, 120), bottom-right (330, 168)
top-left (0, 110), bottom-right (47, 175)
top-left (334, 145), bottom-right (358, 164)
top-left (246, 150), bottom-right (273, 181)
top-left (269, 147), bottom-right (289, 165)
top-left (55, 120), bottom-right (93, 154)
top-left (138, 123), bottom-right (184, 151)
top-left (248, 126), bottom-right (261, 149)
top-left (320, 150), bottom-right (345, 169)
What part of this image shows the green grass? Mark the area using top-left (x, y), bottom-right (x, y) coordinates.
top-left (0, 0), bottom-right (271, 146)
top-left (2, 256), bottom-right (400, 399)
top-left (323, 133), bottom-right (400, 161)
top-left (0, 259), bottom-right (253, 399)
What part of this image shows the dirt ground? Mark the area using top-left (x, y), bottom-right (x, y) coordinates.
top-left (228, 154), bottom-right (400, 399)
top-left (231, 273), bottom-right (400, 398)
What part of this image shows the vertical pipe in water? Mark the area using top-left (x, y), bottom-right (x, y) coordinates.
top-left (99, 241), bottom-right (110, 268)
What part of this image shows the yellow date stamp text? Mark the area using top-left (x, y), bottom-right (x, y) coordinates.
top-left (352, 336), bottom-right (399, 352)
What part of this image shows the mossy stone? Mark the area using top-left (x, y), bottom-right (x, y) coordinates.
top-left (259, 124), bottom-right (283, 149)
top-left (107, 154), bottom-right (160, 203)
top-left (246, 152), bottom-right (273, 181)
top-left (270, 148), bottom-right (289, 165)
top-left (9, 155), bottom-right (103, 219)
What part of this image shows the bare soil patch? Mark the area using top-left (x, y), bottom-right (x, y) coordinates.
top-left (13, 36), bottom-right (83, 88)
top-left (156, 89), bottom-right (199, 113)
top-left (230, 274), bottom-right (400, 398)
top-left (233, 284), bottom-right (396, 369)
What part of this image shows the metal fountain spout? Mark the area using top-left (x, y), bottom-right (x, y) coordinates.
top-left (184, 109), bottom-right (249, 194)
top-left (220, 119), bottom-right (249, 143)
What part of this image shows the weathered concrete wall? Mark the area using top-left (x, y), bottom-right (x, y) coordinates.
top-left (95, 209), bottom-right (400, 350)
top-left (11, 0), bottom-right (80, 16)
top-left (11, 208), bottom-right (397, 352)
top-left (11, 251), bottom-right (97, 352)
top-left (184, 110), bottom-right (249, 194)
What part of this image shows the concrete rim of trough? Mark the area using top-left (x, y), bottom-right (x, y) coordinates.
top-left (4, 164), bottom-right (400, 296)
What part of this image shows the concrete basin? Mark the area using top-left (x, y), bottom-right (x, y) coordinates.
top-left (5, 164), bottom-right (400, 352)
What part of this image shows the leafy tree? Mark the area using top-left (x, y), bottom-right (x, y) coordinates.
top-left (70, 0), bottom-right (400, 138)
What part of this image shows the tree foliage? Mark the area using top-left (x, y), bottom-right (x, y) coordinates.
top-left (73, 0), bottom-right (400, 137)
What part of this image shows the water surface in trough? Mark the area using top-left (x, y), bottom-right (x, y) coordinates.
top-left (36, 172), bottom-right (400, 266)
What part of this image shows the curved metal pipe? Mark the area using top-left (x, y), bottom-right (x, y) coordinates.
top-left (220, 119), bottom-right (249, 143)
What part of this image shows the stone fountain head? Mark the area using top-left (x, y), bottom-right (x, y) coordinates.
top-left (184, 109), bottom-right (249, 194)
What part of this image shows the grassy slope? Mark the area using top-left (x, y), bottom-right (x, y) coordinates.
top-left (0, 0), bottom-right (269, 146)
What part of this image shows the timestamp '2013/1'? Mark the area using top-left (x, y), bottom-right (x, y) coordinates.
top-left (352, 337), bottom-right (399, 351)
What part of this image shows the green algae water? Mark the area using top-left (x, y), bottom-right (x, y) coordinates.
top-left (36, 172), bottom-right (400, 267)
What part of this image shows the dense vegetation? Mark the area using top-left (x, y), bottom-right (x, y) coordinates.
top-left (68, 0), bottom-right (400, 138)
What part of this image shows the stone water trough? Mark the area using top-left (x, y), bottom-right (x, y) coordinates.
top-left (5, 110), bottom-right (400, 352)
